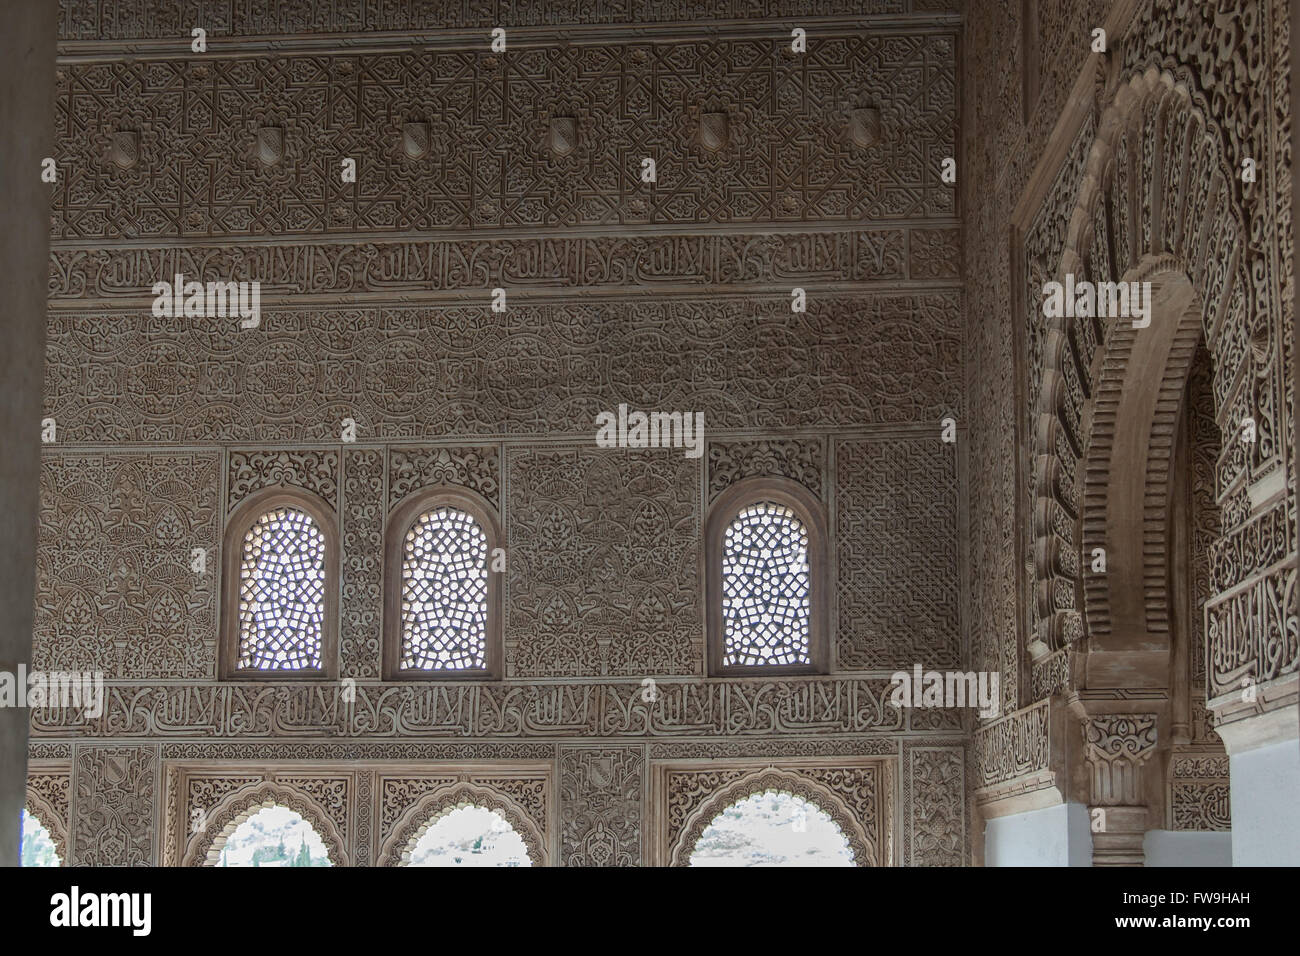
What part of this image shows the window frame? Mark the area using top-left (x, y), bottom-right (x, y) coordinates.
top-left (220, 487), bottom-right (340, 681)
top-left (705, 476), bottom-right (829, 677)
top-left (382, 485), bottom-right (503, 681)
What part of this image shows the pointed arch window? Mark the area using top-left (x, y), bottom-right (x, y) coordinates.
top-left (706, 478), bottom-right (828, 675)
top-left (221, 489), bottom-right (339, 678)
top-left (384, 487), bottom-right (502, 679)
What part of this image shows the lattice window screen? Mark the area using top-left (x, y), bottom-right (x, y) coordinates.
top-left (400, 507), bottom-right (489, 670)
top-left (237, 507), bottom-right (326, 670)
top-left (721, 501), bottom-right (811, 666)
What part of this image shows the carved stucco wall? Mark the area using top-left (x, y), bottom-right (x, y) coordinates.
top-left (34, 1), bottom-right (967, 865)
top-left (965, 0), bottom-right (1294, 843)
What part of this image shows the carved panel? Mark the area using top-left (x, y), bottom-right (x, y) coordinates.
top-left (161, 742), bottom-right (559, 761)
top-left (29, 742), bottom-right (73, 760)
top-left (73, 746), bottom-right (157, 865)
top-left (1205, 560), bottom-right (1298, 698)
top-left (185, 774), bottom-right (263, 838)
top-left (47, 230), bottom-right (941, 303)
top-left (835, 437), bottom-right (960, 669)
top-left (909, 226), bottom-right (961, 279)
top-left (1207, 498), bottom-right (1296, 596)
top-left (34, 453), bottom-right (219, 679)
top-left (388, 446), bottom-right (500, 510)
top-left (1030, 649), bottom-right (1070, 702)
top-left (970, 700), bottom-right (1051, 794)
top-left (706, 438), bottom-right (823, 503)
top-left (44, 297), bottom-right (960, 443)
top-left (51, 36), bottom-right (953, 240)
top-left (274, 775), bottom-right (352, 848)
top-left (31, 677), bottom-right (908, 738)
top-left (341, 448), bottom-right (384, 679)
top-left (377, 774), bottom-right (460, 834)
top-left (507, 447), bottom-right (699, 677)
top-left (1167, 751), bottom-right (1231, 832)
top-left (1188, 349), bottom-right (1221, 698)
top-left (649, 738), bottom-right (898, 759)
top-left (957, 11), bottom-right (1021, 713)
top-left (905, 745), bottom-right (964, 866)
top-left (560, 746), bottom-right (643, 866)
top-left (56, 1), bottom-right (911, 40)
top-left (228, 450), bottom-right (339, 513)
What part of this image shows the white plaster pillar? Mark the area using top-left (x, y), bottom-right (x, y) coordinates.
top-left (1216, 706), bottom-right (1300, 866)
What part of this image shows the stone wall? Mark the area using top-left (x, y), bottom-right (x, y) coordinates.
top-left (30, 0), bottom-right (968, 866)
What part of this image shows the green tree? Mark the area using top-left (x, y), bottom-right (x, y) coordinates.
top-left (251, 839), bottom-right (289, 867)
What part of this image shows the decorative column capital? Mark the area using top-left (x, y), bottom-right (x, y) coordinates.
top-left (1083, 715), bottom-right (1157, 772)
top-left (1080, 713), bottom-right (1158, 866)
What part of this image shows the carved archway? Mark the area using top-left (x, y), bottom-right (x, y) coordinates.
top-left (667, 768), bottom-right (877, 867)
top-left (379, 781), bottom-right (548, 867)
top-left (189, 781), bottom-right (348, 867)
top-left (1074, 261), bottom-right (1206, 685)
top-left (1020, 62), bottom-right (1293, 863)
top-left (1028, 68), bottom-right (1279, 685)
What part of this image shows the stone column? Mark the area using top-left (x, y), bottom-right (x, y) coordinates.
top-left (0, 2), bottom-right (54, 867)
top-left (1081, 714), bottom-right (1158, 866)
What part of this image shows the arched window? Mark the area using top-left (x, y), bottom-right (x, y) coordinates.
top-left (214, 805), bottom-right (332, 867)
top-left (384, 487), bottom-right (502, 679)
top-left (406, 805), bottom-right (532, 867)
top-left (222, 489), bottom-right (338, 678)
top-left (20, 809), bottom-right (62, 867)
top-left (706, 478), bottom-right (828, 675)
top-left (689, 791), bottom-right (854, 867)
